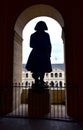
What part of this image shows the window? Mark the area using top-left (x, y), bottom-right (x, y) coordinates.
top-left (55, 73), bottom-right (58, 77)
top-left (59, 81), bottom-right (62, 87)
top-left (46, 73), bottom-right (48, 77)
top-left (50, 81), bottom-right (54, 87)
top-left (51, 73), bottom-right (53, 77)
top-left (26, 73), bottom-right (28, 77)
top-left (59, 73), bottom-right (62, 77)
top-left (26, 81), bottom-right (28, 86)
top-left (55, 81), bottom-right (58, 87)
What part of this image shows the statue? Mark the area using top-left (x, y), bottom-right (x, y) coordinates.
top-left (25, 21), bottom-right (52, 89)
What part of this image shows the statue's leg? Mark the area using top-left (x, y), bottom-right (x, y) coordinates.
top-left (32, 73), bottom-right (39, 86)
top-left (40, 72), bottom-right (45, 85)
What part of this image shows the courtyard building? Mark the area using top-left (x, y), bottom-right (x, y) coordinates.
top-left (22, 64), bottom-right (65, 87)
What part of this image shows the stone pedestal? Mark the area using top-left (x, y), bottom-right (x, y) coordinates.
top-left (28, 88), bottom-right (50, 118)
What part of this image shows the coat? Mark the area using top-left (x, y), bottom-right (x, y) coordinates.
top-left (25, 31), bottom-right (52, 73)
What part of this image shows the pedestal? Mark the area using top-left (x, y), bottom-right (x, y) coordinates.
top-left (28, 88), bottom-right (50, 118)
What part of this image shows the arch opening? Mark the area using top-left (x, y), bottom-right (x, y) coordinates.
top-left (13, 4), bottom-right (65, 83)
top-left (13, 4), bottom-right (66, 118)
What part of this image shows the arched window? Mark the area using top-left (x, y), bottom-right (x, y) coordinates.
top-left (46, 73), bottom-right (48, 77)
top-left (55, 81), bottom-right (58, 87)
top-left (26, 81), bottom-right (28, 86)
top-left (55, 73), bottom-right (58, 77)
top-left (59, 73), bottom-right (62, 77)
top-left (59, 81), bottom-right (62, 87)
top-left (51, 73), bottom-right (53, 77)
top-left (50, 81), bottom-right (54, 87)
top-left (26, 73), bottom-right (28, 77)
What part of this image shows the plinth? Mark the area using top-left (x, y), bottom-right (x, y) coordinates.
top-left (28, 88), bottom-right (50, 118)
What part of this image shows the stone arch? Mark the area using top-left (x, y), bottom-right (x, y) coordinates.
top-left (13, 4), bottom-right (64, 83)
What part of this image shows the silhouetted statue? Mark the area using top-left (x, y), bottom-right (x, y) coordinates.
top-left (25, 21), bottom-right (52, 87)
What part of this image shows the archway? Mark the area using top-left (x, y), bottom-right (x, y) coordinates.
top-left (13, 4), bottom-right (64, 83)
top-left (13, 4), bottom-right (65, 116)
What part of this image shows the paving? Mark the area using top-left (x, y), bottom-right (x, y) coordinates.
top-left (0, 117), bottom-right (83, 130)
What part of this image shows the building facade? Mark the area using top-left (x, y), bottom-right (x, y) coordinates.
top-left (22, 64), bottom-right (65, 87)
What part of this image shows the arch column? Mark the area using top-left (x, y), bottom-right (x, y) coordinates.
top-left (13, 31), bottom-right (23, 83)
top-left (13, 31), bottom-right (23, 110)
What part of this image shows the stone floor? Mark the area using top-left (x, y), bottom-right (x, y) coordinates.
top-left (0, 117), bottom-right (83, 130)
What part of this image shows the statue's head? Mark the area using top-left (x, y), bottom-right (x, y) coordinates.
top-left (34, 21), bottom-right (48, 31)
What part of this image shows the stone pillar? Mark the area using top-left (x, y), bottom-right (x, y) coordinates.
top-left (13, 31), bottom-right (23, 83)
top-left (13, 31), bottom-right (23, 110)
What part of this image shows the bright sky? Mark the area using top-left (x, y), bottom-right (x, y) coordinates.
top-left (22, 16), bottom-right (64, 64)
